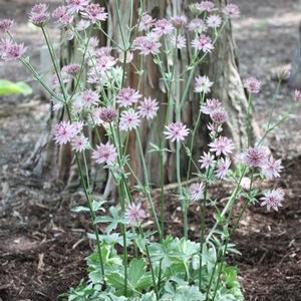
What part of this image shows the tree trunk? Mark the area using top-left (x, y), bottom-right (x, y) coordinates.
top-left (25, 0), bottom-right (255, 191)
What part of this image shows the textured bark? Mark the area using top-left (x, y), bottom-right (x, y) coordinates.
top-left (26, 0), bottom-right (255, 190)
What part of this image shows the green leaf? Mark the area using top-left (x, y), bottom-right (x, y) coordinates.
top-left (128, 259), bottom-right (146, 286)
top-left (0, 79), bottom-right (32, 96)
top-left (72, 206), bottom-right (90, 213)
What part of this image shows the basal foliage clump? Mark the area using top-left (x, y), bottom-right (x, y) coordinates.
top-left (1, 1), bottom-right (300, 300)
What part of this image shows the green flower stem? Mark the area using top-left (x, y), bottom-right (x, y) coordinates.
top-left (135, 128), bottom-right (163, 240)
top-left (39, 26), bottom-right (107, 285)
top-left (246, 94), bottom-right (253, 147)
top-left (199, 169), bottom-right (210, 291)
top-left (159, 144), bottom-right (165, 237)
top-left (186, 93), bottom-right (205, 181)
top-left (176, 141), bottom-right (187, 238)
top-left (139, 227), bottom-right (159, 300)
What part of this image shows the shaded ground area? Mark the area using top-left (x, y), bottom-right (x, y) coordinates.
top-left (0, 0), bottom-right (301, 300)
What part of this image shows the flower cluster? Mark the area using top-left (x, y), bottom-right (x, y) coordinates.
top-left (2, 1), bottom-right (293, 300)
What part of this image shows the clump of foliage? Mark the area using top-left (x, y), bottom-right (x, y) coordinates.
top-left (1, 1), bottom-right (299, 300)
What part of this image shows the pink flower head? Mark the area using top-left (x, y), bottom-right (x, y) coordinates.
top-left (192, 34), bottom-right (214, 53)
top-left (81, 89), bottom-right (98, 108)
top-left (29, 3), bottom-right (49, 27)
top-left (71, 134), bottom-right (89, 152)
top-left (94, 107), bottom-right (117, 124)
top-left (215, 157), bottom-right (231, 179)
top-left (119, 109), bottom-right (141, 132)
top-left (117, 87), bottom-right (141, 108)
top-left (52, 6), bottom-right (73, 27)
top-left (195, 1), bottom-right (216, 13)
top-left (138, 97), bottom-right (159, 120)
top-left (152, 19), bottom-right (174, 37)
top-left (242, 147), bottom-right (268, 168)
top-left (171, 35), bottom-right (187, 49)
top-left (82, 4), bottom-right (107, 24)
top-left (207, 15), bottom-right (222, 28)
top-left (210, 109), bottom-right (228, 124)
top-left (171, 15), bottom-right (188, 28)
top-left (66, 0), bottom-right (90, 14)
top-left (62, 63), bottom-right (81, 76)
top-left (92, 142), bottom-right (117, 165)
top-left (125, 203), bottom-right (146, 225)
top-left (0, 19), bottom-right (14, 33)
top-left (53, 121), bottom-right (78, 145)
top-left (199, 151), bottom-right (215, 170)
top-left (187, 19), bottom-right (207, 33)
top-left (71, 121), bottom-right (83, 135)
top-left (209, 136), bottom-right (234, 156)
top-left (201, 98), bottom-right (222, 115)
top-left (294, 90), bottom-right (301, 102)
top-left (96, 55), bottom-right (116, 72)
top-left (244, 77), bottom-right (261, 94)
top-left (0, 39), bottom-right (26, 61)
top-left (164, 122), bottom-right (189, 142)
top-left (261, 188), bottom-right (284, 211)
top-left (223, 3), bottom-right (240, 18)
top-left (133, 36), bottom-right (161, 56)
top-left (261, 157), bottom-right (283, 180)
top-left (138, 14), bottom-right (155, 31)
top-left (194, 75), bottom-right (213, 94)
top-left (189, 183), bottom-right (205, 202)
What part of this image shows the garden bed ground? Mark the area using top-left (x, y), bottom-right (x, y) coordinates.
top-left (0, 0), bottom-right (301, 300)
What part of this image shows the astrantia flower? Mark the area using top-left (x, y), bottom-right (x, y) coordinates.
top-left (244, 77), bottom-right (261, 94)
top-left (0, 19), bottom-right (14, 33)
top-left (94, 107), bottom-right (117, 124)
top-left (294, 90), bottom-right (301, 102)
top-left (223, 3), bottom-right (240, 18)
top-left (199, 151), bottom-right (215, 169)
top-left (82, 4), bottom-right (107, 23)
top-left (210, 109), bottom-right (228, 124)
top-left (170, 35), bottom-right (186, 49)
top-left (194, 75), bottom-right (213, 94)
top-left (117, 87), bottom-right (141, 108)
top-left (96, 55), bottom-right (116, 72)
top-left (207, 15), bottom-right (222, 28)
top-left (92, 142), bottom-right (117, 165)
top-left (66, 0), bottom-right (90, 14)
top-left (138, 14), bottom-right (155, 31)
top-left (81, 89), bottom-right (98, 108)
top-left (201, 98), bottom-right (222, 114)
top-left (119, 110), bottom-right (141, 132)
top-left (261, 157), bottom-right (283, 180)
top-left (52, 6), bottom-right (73, 27)
top-left (152, 19), bottom-right (174, 37)
top-left (209, 136), bottom-right (234, 156)
top-left (195, 1), bottom-right (216, 13)
top-left (125, 203), bottom-right (146, 225)
top-left (29, 3), bottom-right (49, 27)
top-left (53, 121), bottom-right (77, 145)
top-left (261, 188), bottom-right (284, 211)
top-left (71, 134), bottom-right (89, 152)
top-left (242, 147), bottom-right (268, 168)
top-left (187, 18), bottom-right (207, 33)
top-left (62, 64), bottom-right (81, 76)
top-left (0, 39), bottom-right (26, 61)
top-left (164, 122), bottom-right (189, 143)
top-left (133, 36), bottom-right (161, 56)
top-left (171, 15), bottom-right (187, 28)
top-left (192, 35), bottom-right (214, 53)
top-left (138, 97), bottom-right (159, 120)
top-left (215, 157), bottom-right (231, 179)
top-left (189, 183), bottom-right (205, 202)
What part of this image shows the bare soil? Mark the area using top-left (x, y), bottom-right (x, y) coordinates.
top-left (1, 0), bottom-right (301, 300)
